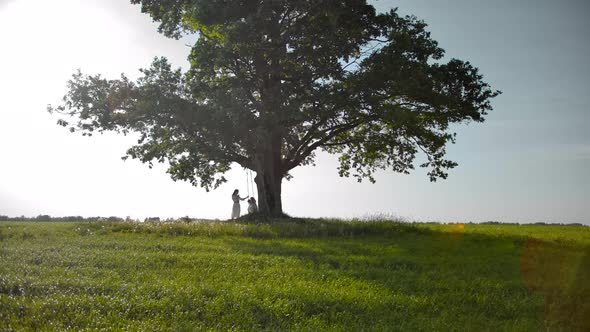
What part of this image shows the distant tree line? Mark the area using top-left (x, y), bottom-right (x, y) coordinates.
top-left (0, 215), bottom-right (196, 223)
top-left (454, 221), bottom-right (586, 227)
top-left (0, 215), bottom-right (126, 222)
top-left (0, 215), bottom-right (584, 226)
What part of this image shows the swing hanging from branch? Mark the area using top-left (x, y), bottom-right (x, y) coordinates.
top-left (245, 169), bottom-right (256, 199)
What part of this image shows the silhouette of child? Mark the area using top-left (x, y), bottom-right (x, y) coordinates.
top-left (247, 197), bottom-right (258, 214)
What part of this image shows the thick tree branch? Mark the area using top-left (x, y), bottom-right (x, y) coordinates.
top-left (286, 119), bottom-right (364, 172)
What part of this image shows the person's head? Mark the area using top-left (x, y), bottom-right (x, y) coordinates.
top-left (233, 189), bottom-right (239, 195)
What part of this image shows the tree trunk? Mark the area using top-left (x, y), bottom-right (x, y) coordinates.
top-left (253, 25), bottom-right (285, 217)
top-left (254, 170), bottom-right (283, 217)
top-left (253, 135), bottom-right (284, 217)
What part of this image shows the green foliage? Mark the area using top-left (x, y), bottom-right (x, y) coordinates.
top-left (48, 1), bottom-right (500, 194)
top-left (1, 220), bottom-right (588, 330)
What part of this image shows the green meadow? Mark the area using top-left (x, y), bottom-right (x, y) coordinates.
top-left (1, 220), bottom-right (588, 331)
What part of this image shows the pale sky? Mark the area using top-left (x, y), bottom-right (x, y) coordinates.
top-left (0, 0), bottom-right (588, 224)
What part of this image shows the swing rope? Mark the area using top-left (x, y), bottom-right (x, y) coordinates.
top-left (246, 170), bottom-right (250, 197)
top-left (245, 170), bottom-right (255, 198)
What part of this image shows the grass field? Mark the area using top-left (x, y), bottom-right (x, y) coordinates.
top-left (1, 219), bottom-right (588, 331)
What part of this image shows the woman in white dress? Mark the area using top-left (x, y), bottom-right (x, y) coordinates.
top-left (231, 189), bottom-right (248, 219)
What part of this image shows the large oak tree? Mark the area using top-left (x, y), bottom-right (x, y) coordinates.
top-left (49, 0), bottom-right (500, 217)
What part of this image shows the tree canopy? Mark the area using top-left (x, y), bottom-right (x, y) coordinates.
top-left (49, 0), bottom-right (500, 216)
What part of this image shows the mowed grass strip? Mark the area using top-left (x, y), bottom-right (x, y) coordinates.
top-left (0, 220), bottom-right (588, 331)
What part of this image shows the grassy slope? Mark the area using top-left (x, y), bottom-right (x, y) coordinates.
top-left (0, 220), bottom-right (588, 331)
